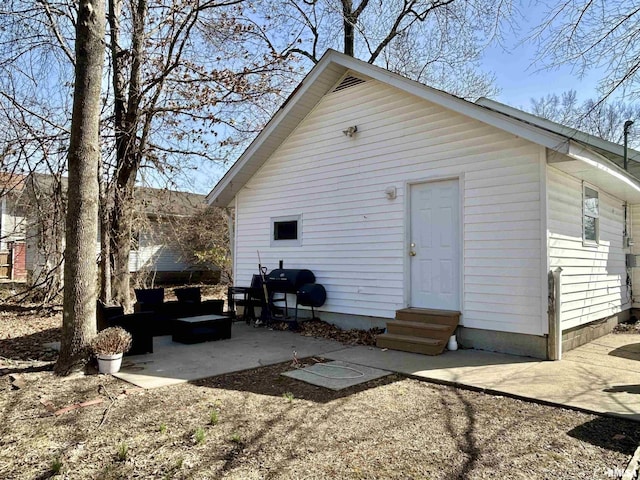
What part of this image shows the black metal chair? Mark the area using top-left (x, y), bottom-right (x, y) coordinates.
top-left (227, 275), bottom-right (266, 323)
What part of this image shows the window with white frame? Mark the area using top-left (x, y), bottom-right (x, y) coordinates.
top-left (271, 215), bottom-right (302, 247)
top-left (583, 185), bottom-right (599, 244)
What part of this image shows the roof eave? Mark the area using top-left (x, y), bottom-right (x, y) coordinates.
top-left (476, 97), bottom-right (640, 164)
top-left (549, 140), bottom-right (640, 203)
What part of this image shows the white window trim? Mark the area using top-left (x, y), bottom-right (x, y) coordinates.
top-left (270, 214), bottom-right (302, 247)
top-left (582, 183), bottom-right (599, 246)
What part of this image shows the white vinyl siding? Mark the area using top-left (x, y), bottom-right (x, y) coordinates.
top-left (129, 229), bottom-right (191, 273)
top-left (548, 166), bottom-right (629, 329)
top-left (1, 196), bottom-right (26, 249)
top-left (631, 205), bottom-right (640, 308)
top-left (234, 79), bottom-right (545, 335)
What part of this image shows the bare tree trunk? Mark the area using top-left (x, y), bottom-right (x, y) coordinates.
top-left (55, 0), bottom-right (105, 375)
top-left (28, 176), bottom-right (66, 304)
top-left (108, 0), bottom-right (146, 311)
top-left (342, 0), bottom-right (355, 57)
top-left (98, 161), bottom-right (111, 304)
top-left (110, 178), bottom-right (135, 310)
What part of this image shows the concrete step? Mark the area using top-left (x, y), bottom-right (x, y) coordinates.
top-left (386, 320), bottom-right (452, 340)
top-left (395, 308), bottom-right (460, 326)
top-left (376, 333), bottom-right (446, 356)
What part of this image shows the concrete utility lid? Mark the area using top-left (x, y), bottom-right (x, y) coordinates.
top-left (282, 360), bottom-right (391, 391)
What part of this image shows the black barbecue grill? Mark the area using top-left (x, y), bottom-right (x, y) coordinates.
top-left (265, 269), bottom-right (326, 322)
top-left (266, 269), bottom-right (315, 293)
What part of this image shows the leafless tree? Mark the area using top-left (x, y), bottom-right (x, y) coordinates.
top-left (256, 0), bottom-right (515, 98)
top-left (1, 0), bottom-right (294, 309)
top-left (529, 90), bottom-right (640, 147)
top-left (55, 0), bottom-right (104, 375)
top-left (0, 1), bottom-right (75, 302)
top-left (103, 0), bottom-right (293, 309)
top-left (530, 0), bottom-right (640, 103)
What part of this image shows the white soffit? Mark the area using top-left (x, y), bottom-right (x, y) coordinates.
top-left (549, 142), bottom-right (640, 204)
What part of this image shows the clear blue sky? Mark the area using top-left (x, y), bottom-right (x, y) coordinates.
top-left (481, 46), bottom-right (604, 109)
top-left (480, 0), bottom-right (605, 109)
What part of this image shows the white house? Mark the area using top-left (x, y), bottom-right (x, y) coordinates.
top-left (24, 175), bottom-right (218, 287)
top-left (0, 173), bottom-right (27, 281)
top-left (127, 186), bottom-right (219, 284)
top-left (207, 50), bottom-right (640, 359)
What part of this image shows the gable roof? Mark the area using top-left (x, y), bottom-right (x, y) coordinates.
top-left (135, 186), bottom-right (205, 218)
top-left (207, 49), bottom-right (640, 206)
top-left (476, 98), bottom-right (640, 176)
top-left (27, 173), bottom-right (205, 217)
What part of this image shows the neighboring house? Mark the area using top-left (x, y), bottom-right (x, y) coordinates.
top-left (207, 50), bottom-right (640, 359)
top-left (0, 173), bottom-right (27, 281)
top-left (128, 187), bottom-right (219, 283)
top-left (24, 174), bottom-right (217, 287)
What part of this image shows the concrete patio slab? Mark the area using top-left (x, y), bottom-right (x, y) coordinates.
top-left (113, 323), bottom-right (345, 389)
top-left (281, 360), bottom-right (391, 390)
top-left (324, 333), bottom-right (640, 421)
top-left (108, 319), bottom-right (640, 421)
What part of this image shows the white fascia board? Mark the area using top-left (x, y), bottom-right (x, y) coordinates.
top-left (566, 141), bottom-right (640, 197)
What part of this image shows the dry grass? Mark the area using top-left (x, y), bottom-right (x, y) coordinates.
top-left (1, 303), bottom-right (639, 479)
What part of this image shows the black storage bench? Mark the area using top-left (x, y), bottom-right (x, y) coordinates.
top-left (172, 314), bottom-right (232, 344)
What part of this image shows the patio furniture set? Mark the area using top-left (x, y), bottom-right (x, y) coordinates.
top-left (97, 286), bottom-right (230, 355)
top-left (97, 269), bottom-right (327, 356)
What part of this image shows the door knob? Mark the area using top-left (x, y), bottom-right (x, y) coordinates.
top-left (409, 243), bottom-right (416, 256)
top-left (409, 250), bottom-right (416, 256)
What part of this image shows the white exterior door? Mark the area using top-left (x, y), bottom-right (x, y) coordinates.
top-left (409, 179), bottom-right (460, 310)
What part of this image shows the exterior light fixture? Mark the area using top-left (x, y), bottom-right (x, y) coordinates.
top-left (343, 126), bottom-right (358, 137)
top-left (385, 186), bottom-right (397, 200)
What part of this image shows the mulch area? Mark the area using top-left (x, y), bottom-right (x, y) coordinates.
top-left (0, 303), bottom-right (61, 366)
top-left (614, 318), bottom-right (640, 334)
top-left (270, 319), bottom-right (383, 346)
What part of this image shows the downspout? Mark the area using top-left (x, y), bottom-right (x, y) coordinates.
top-left (625, 203), bottom-right (634, 309)
top-left (548, 267), bottom-right (563, 360)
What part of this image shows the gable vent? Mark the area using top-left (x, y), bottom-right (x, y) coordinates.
top-left (333, 75), bottom-right (366, 92)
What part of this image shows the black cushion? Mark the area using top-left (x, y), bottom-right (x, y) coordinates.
top-left (134, 288), bottom-right (164, 304)
top-left (175, 287), bottom-right (201, 304)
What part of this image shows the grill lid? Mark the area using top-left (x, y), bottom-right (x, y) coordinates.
top-left (266, 269), bottom-right (316, 292)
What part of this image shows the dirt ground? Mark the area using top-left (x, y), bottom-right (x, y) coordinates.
top-left (1, 302), bottom-right (640, 479)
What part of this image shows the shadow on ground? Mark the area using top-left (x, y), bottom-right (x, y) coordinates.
top-left (604, 385), bottom-right (640, 395)
top-left (191, 358), bottom-right (403, 404)
top-left (0, 303), bottom-right (59, 314)
top-left (608, 343), bottom-right (640, 361)
top-left (0, 328), bottom-right (60, 362)
top-left (567, 416), bottom-right (640, 455)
